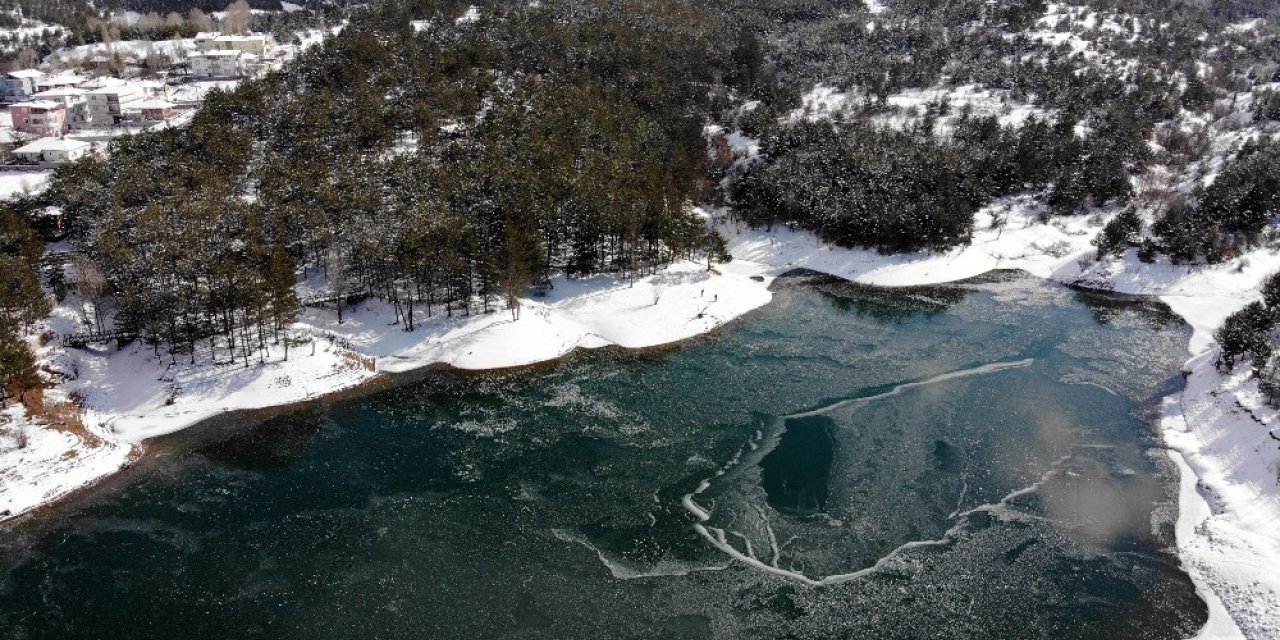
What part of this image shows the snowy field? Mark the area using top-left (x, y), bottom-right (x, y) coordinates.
top-left (45, 38), bottom-right (197, 65)
top-left (0, 171), bottom-right (52, 200)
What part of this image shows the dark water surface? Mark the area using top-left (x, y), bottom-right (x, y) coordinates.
top-left (0, 272), bottom-right (1207, 639)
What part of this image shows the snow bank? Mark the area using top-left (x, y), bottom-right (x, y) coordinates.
top-left (358, 261), bottom-right (770, 373)
top-left (721, 194), bottom-right (1098, 287)
top-left (1164, 356), bottom-right (1280, 639)
top-left (1075, 248), bottom-right (1280, 354)
top-left (0, 404), bottom-right (132, 518)
top-left (12, 260), bottom-right (772, 448)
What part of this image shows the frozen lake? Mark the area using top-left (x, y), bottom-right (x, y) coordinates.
top-left (0, 271), bottom-right (1206, 639)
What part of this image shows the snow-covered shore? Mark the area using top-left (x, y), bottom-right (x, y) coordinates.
top-left (1, 260), bottom-right (773, 519)
top-left (2, 199), bottom-right (1277, 638)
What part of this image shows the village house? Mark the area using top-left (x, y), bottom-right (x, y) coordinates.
top-left (10, 137), bottom-right (91, 165)
top-left (192, 31), bottom-right (222, 49)
top-left (137, 80), bottom-right (167, 96)
top-left (35, 74), bottom-right (88, 93)
top-left (29, 87), bottom-right (91, 129)
top-left (77, 76), bottom-right (126, 91)
top-left (131, 99), bottom-right (176, 122)
top-left (2, 69), bottom-right (45, 103)
top-left (9, 101), bottom-right (68, 137)
top-left (86, 83), bottom-right (148, 126)
top-left (88, 55), bottom-right (113, 75)
top-left (188, 50), bottom-right (249, 78)
top-left (213, 35), bottom-right (274, 56)
top-left (35, 206), bottom-right (68, 239)
top-left (194, 32), bottom-right (275, 56)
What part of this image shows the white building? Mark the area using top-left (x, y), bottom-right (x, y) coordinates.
top-left (10, 137), bottom-right (91, 165)
top-left (30, 87), bottom-right (91, 129)
top-left (189, 50), bottom-right (248, 78)
top-left (193, 31), bottom-right (222, 49)
top-left (87, 83), bottom-right (149, 126)
top-left (35, 74), bottom-right (88, 93)
top-left (3, 69), bottom-right (45, 103)
top-left (194, 32), bottom-right (275, 56)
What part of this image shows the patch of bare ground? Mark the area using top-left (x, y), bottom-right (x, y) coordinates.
top-left (22, 388), bottom-right (102, 448)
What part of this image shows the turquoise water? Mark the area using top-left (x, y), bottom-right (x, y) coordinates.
top-left (0, 272), bottom-right (1205, 639)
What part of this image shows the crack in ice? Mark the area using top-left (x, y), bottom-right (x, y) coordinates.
top-left (680, 358), bottom-right (1061, 587)
top-left (783, 358), bottom-right (1035, 420)
top-left (691, 452), bottom-right (1075, 586)
top-left (552, 528), bottom-right (731, 579)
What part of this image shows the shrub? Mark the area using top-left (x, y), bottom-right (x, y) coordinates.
top-left (1215, 301), bottom-right (1275, 371)
top-left (1137, 238), bottom-right (1158, 263)
top-left (1093, 207), bottom-right (1141, 258)
top-left (1262, 272), bottom-right (1280, 309)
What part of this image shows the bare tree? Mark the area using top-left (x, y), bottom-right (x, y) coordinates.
top-left (1, 422), bottom-right (29, 450)
top-left (223, 0), bottom-right (252, 34)
top-left (72, 255), bottom-right (109, 333)
top-left (14, 47), bottom-right (37, 69)
top-left (188, 9), bottom-right (214, 32)
top-left (136, 12), bottom-right (162, 33)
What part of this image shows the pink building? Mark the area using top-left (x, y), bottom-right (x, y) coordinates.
top-left (10, 101), bottom-right (68, 137)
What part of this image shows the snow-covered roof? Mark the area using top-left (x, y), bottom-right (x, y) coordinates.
top-left (77, 76), bottom-right (126, 90)
top-left (194, 31), bottom-right (222, 39)
top-left (13, 137), bottom-right (89, 153)
top-left (7, 69), bottom-right (44, 79)
top-left (87, 82), bottom-right (144, 96)
top-left (195, 49), bottom-right (244, 57)
top-left (31, 87), bottom-right (88, 99)
top-left (36, 74), bottom-right (86, 88)
top-left (214, 34), bottom-right (270, 42)
top-left (135, 99), bottom-right (175, 110)
top-left (10, 100), bottom-right (63, 110)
